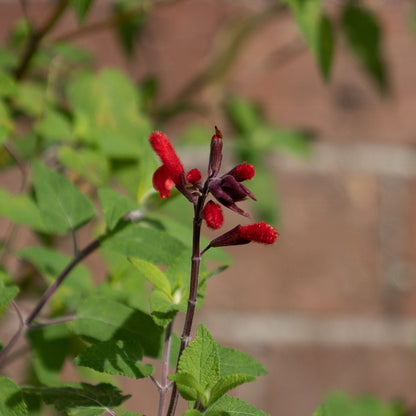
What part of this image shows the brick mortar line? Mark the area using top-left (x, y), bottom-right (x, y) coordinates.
top-left (198, 311), bottom-right (416, 347)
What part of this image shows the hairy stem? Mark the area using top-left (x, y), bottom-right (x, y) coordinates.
top-left (13, 0), bottom-right (70, 80)
top-left (157, 320), bottom-right (174, 416)
top-left (167, 182), bottom-right (210, 416)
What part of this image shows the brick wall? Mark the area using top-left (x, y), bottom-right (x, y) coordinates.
top-left (1, 1), bottom-right (416, 415)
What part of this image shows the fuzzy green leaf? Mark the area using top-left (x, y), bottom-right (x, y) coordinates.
top-left (0, 188), bottom-right (47, 232)
top-left (101, 222), bottom-right (187, 265)
top-left (98, 188), bottom-right (137, 231)
top-left (341, 1), bottom-right (387, 92)
top-left (177, 325), bottom-right (219, 391)
top-left (205, 395), bottom-right (269, 416)
top-left (59, 147), bottom-right (110, 187)
top-left (0, 377), bottom-right (27, 416)
top-left (33, 162), bottom-right (95, 233)
top-left (168, 372), bottom-right (202, 401)
top-left (313, 393), bottom-right (403, 416)
top-left (35, 109), bottom-right (73, 143)
top-left (74, 338), bottom-right (153, 379)
top-left (22, 383), bottom-right (129, 414)
top-left (74, 296), bottom-right (163, 358)
top-left (218, 344), bottom-right (267, 378)
top-left (18, 246), bottom-right (92, 312)
top-left (14, 82), bottom-right (47, 117)
top-left (209, 374), bottom-right (256, 407)
top-left (0, 271), bottom-right (19, 316)
top-left (67, 69), bottom-right (150, 158)
top-left (129, 258), bottom-right (171, 295)
top-left (27, 324), bottom-right (71, 384)
top-left (286, 0), bottom-right (334, 80)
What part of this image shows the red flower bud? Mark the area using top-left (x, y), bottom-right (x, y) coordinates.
top-left (227, 162), bottom-right (255, 181)
top-left (150, 131), bottom-right (184, 184)
top-left (208, 126), bottom-right (223, 178)
top-left (186, 168), bottom-right (202, 184)
top-left (238, 222), bottom-right (278, 244)
top-left (208, 222), bottom-right (278, 248)
top-left (203, 201), bottom-right (224, 229)
top-left (152, 165), bottom-right (175, 199)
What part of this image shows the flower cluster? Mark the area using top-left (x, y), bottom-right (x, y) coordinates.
top-left (149, 127), bottom-right (278, 249)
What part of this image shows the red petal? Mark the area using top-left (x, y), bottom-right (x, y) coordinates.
top-left (152, 165), bottom-right (175, 199)
top-left (150, 131), bottom-right (184, 184)
top-left (203, 201), bottom-right (224, 229)
top-left (238, 222), bottom-right (278, 244)
top-left (186, 168), bottom-right (202, 183)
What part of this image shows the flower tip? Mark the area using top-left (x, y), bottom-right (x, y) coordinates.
top-left (186, 168), bottom-right (202, 184)
top-left (238, 222), bottom-right (278, 245)
top-left (203, 200), bottom-right (224, 229)
top-left (214, 126), bottom-right (223, 139)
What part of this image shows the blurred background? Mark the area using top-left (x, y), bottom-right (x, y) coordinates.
top-left (1, 0), bottom-right (416, 415)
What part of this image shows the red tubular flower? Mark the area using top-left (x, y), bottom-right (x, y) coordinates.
top-left (203, 201), bottom-right (224, 229)
top-left (150, 131), bottom-right (184, 184)
top-left (227, 162), bottom-right (255, 182)
top-left (186, 168), bottom-right (202, 184)
top-left (208, 222), bottom-right (278, 248)
top-left (152, 165), bottom-right (175, 199)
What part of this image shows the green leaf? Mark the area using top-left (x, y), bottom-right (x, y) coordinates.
top-left (209, 374), bottom-right (256, 407)
top-left (14, 82), bottom-right (47, 117)
top-left (101, 222), bottom-right (187, 265)
top-left (217, 345), bottom-right (267, 378)
top-left (74, 296), bottom-right (163, 357)
top-left (0, 70), bottom-right (17, 97)
top-left (286, 0), bottom-right (334, 80)
top-left (33, 162), bottom-right (95, 233)
top-left (22, 383), bottom-right (129, 414)
top-left (74, 338), bottom-right (153, 379)
top-left (0, 377), bottom-right (28, 416)
top-left (226, 97), bottom-right (261, 135)
top-left (177, 325), bottom-right (219, 392)
top-left (58, 147), bottom-right (110, 187)
top-left (98, 188), bottom-right (137, 230)
top-left (183, 411), bottom-right (202, 416)
top-left (206, 395), bottom-right (269, 416)
top-left (0, 188), bottom-right (47, 232)
top-left (129, 258), bottom-right (171, 295)
top-left (317, 15), bottom-right (334, 81)
top-left (136, 140), bottom-right (158, 204)
top-left (70, 0), bottom-right (95, 23)
top-left (113, 0), bottom-right (147, 56)
top-left (67, 69), bottom-right (150, 158)
top-left (341, 1), bottom-right (388, 92)
top-left (0, 271), bottom-right (19, 316)
top-left (35, 109), bottom-right (73, 143)
top-left (168, 372), bottom-right (203, 401)
top-left (149, 289), bottom-right (177, 327)
top-left (313, 393), bottom-right (403, 416)
top-left (27, 324), bottom-right (71, 384)
top-left (18, 246), bottom-right (92, 312)
top-left (0, 100), bottom-right (14, 145)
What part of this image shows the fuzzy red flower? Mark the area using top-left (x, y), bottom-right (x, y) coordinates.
top-left (208, 222), bottom-right (278, 248)
top-left (150, 131), bottom-right (184, 184)
top-left (228, 162), bottom-right (255, 182)
top-left (186, 168), bottom-right (202, 184)
top-left (152, 165), bottom-right (175, 199)
top-left (238, 222), bottom-right (278, 244)
top-left (203, 201), bottom-right (224, 229)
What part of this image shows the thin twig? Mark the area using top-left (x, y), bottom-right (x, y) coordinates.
top-left (49, 6), bottom-right (146, 44)
top-left (13, 0), bottom-right (70, 80)
top-left (27, 314), bottom-right (76, 331)
top-left (26, 238), bottom-right (100, 325)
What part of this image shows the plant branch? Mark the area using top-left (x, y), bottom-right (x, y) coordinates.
top-left (157, 320), bottom-right (173, 416)
top-left (167, 181), bottom-right (211, 416)
top-left (26, 238), bottom-right (100, 325)
top-left (27, 314), bottom-right (76, 331)
top-left (49, 6), bottom-right (146, 44)
top-left (13, 0), bottom-right (70, 80)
